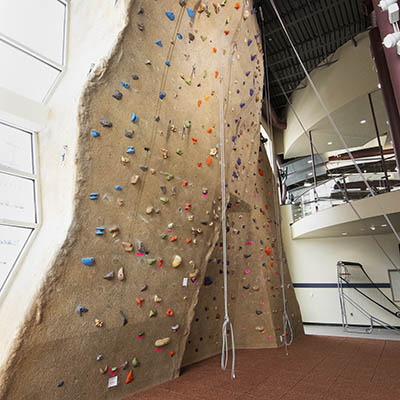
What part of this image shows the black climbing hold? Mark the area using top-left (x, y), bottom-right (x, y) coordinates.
top-left (160, 186), bottom-right (167, 194)
top-left (77, 305), bottom-right (88, 317)
top-left (140, 284), bottom-right (148, 292)
top-left (144, 147), bottom-right (150, 152)
top-left (256, 310), bottom-right (263, 315)
top-left (132, 74), bottom-right (139, 80)
top-left (200, 221), bottom-right (208, 225)
top-left (244, 254), bottom-right (251, 258)
top-left (204, 276), bottom-right (213, 286)
top-left (125, 130), bottom-right (134, 138)
top-left (140, 166), bottom-right (148, 171)
top-left (243, 284), bottom-right (250, 290)
top-left (112, 90), bottom-right (123, 100)
top-left (100, 119), bottom-right (112, 128)
top-left (120, 311), bottom-right (128, 326)
top-left (137, 7), bottom-right (144, 14)
top-left (179, 0), bottom-right (186, 6)
top-left (155, 115), bottom-right (160, 122)
top-left (57, 381), bottom-right (64, 388)
top-left (189, 33), bottom-right (195, 41)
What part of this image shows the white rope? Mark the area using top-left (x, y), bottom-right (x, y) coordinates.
top-left (269, 0), bottom-right (400, 245)
top-left (219, 72), bottom-right (235, 381)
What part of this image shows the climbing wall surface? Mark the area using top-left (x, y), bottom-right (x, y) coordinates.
top-left (183, 144), bottom-right (303, 366)
top-left (0, 1), bottom-right (302, 399)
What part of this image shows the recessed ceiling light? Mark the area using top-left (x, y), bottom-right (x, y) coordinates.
top-left (328, 141), bottom-right (333, 145)
top-left (342, 232), bottom-right (348, 236)
top-left (378, 83), bottom-right (381, 88)
top-left (370, 225), bottom-right (376, 231)
top-left (308, 160), bottom-right (312, 164)
top-left (360, 120), bottom-right (367, 124)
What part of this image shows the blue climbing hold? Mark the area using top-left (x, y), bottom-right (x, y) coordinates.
top-left (159, 91), bottom-right (166, 100)
top-left (165, 60), bottom-right (171, 67)
top-left (131, 112), bottom-right (138, 123)
top-left (121, 81), bottom-right (130, 88)
top-left (155, 40), bottom-right (163, 47)
top-left (187, 8), bottom-right (195, 18)
top-left (77, 305), bottom-right (88, 316)
top-left (126, 146), bottom-right (135, 154)
top-left (91, 129), bottom-right (100, 137)
top-left (82, 257), bottom-right (95, 266)
top-left (57, 381), bottom-right (64, 388)
top-left (96, 227), bottom-right (105, 235)
top-left (89, 193), bottom-right (99, 200)
top-left (165, 11), bottom-right (175, 21)
top-left (177, 33), bottom-right (183, 40)
top-left (114, 185), bottom-right (122, 191)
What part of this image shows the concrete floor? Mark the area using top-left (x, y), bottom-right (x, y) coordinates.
top-left (124, 335), bottom-right (400, 399)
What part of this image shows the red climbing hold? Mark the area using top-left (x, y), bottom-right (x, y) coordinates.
top-left (126, 370), bottom-right (134, 384)
top-left (192, 137), bottom-right (198, 144)
top-left (166, 308), bottom-right (174, 316)
top-left (215, 71), bottom-right (219, 79)
top-left (207, 128), bottom-right (213, 134)
top-left (198, 162), bottom-right (202, 167)
top-left (265, 246), bottom-right (271, 256)
top-left (258, 169), bottom-right (264, 176)
top-left (206, 156), bottom-right (212, 166)
top-left (224, 30), bottom-right (230, 35)
top-left (198, 100), bottom-right (202, 107)
top-left (213, 47), bottom-right (217, 53)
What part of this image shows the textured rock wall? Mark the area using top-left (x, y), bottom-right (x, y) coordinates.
top-left (0, 1), bottom-right (302, 399)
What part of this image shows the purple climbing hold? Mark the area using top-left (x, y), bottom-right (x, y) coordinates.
top-left (240, 103), bottom-right (245, 108)
top-left (251, 54), bottom-right (257, 61)
top-left (248, 39), bottom-right (252, 46)
top-left (250, 88), bottom-right (254, 96)
top-left (245, 71), bottom-right (251, 76)
top-left (237, 158), bottom-right (242, 165)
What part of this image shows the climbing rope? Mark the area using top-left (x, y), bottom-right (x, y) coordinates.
top-left (219, 71), bottom-right (236, 380)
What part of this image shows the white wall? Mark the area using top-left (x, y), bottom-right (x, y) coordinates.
top-left (0, 0), bottom-right (130, 369)
top-left (281, 206), bottom-right (400, 327)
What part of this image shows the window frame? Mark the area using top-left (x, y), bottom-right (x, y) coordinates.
top-left (0, 119), bottom-right (41, 293)
top-left (0, 0), bottom-right (69, 104)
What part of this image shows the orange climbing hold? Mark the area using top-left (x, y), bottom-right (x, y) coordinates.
top-left (213, 47), bottom-right (217, 53)
top-left (166, 308), bottom-right (174, 316)
top-left (126, 370), bottom-right (134, 384)
top-left (234, 2), bottom-right (240, 9)
top-left (170, 236), bottom-right (178, 242)
top-left (198, 162), bottom-right (202, 167)
top-left (185, 237), bottom-right (192, 243)
top-left (207, 128), bottom-right (213, 133)
top-left (224, 30), bottom-right (230, 35)
top-left (270, 260), bottom-right (274, 267)
top-left (205, 95), bottom-right (210, 101)
top-left (136, 298), bottom-right (144, 308)
top-left (170, 351), bottom-right (175, 357)
top-left (206, 156), bottom-right (212, 166)
top-left (192, 137), bottom-right (198, 144)
top-left (182, 180), bottom-right (188, 186)
top-left (258, 169), bottom-right (264, 176)
top-left (265, 246), bottom-right (271, 256)
top-left (197, 100), bottom-right (202, 107)
top-left (215, 71), bottom-right (219, 79)
top-left (184, 203), bottom-right (191, 211)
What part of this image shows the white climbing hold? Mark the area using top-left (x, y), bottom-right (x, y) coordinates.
top-left (155, 337), bottom-right (170, 347)
top-left (118, 267), bottom-right (125, 281)
top-left (172, 255), bottom-right (182, 268)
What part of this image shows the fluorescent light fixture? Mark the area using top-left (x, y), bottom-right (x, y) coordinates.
top-left (308, 172), bottom-right (312, 176)
top-left (381, 224), bottom-right (387, 227)
top-left (307, 160), bottom-right (312, 164)
top-left (341, 232), bottom-right (348, 236)
top-left (328, 141), bottom-right (333, 145)
top-left (304, 182), bottom-right (312, 187)
top-left (360, 120), bottom-right (367, 124)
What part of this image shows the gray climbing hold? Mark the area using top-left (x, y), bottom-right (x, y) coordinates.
top-left (77, 305), bottom-right (88, 316)
top-left (118, 267), bottom-right (125, 281)
top-left (120, 311), bottom-right (128, 326)
top-left (160, 186), bottom-right (167, 195)
top-left (137, 7), bottom-right (144, 14)
top-left (112, 90), bottom-right (122, 100)
top-left (140, 165), bottom-right (148, 172)
top-left (140, 284), bottom-right (148, 292)
top-left (131, 175), bottom-right (140, 184)
top-left (171, 324), bottom-right (180, 332)
top-left (138, 23), bottom-right (144, 31)
top-left (125, 130), bottom-right (134, 138)
top-left (96, 354), bottom-right (103, 361)
top-left (100, 119), bottom-right (112, 128)
top-left (104, 271), bottom-right (114, 280)
top-left (132, 74), bottom-right (139, 80)
top-left (137, 240), bottom-right (146, 253)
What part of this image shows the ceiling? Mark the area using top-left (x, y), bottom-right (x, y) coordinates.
top-left (285, 88), bottom-right (391, 158)
top-left (255, 0), bottom-right (370, 118)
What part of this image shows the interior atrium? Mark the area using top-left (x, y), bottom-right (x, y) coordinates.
top-left (0, 0), bottom-right (400, 399)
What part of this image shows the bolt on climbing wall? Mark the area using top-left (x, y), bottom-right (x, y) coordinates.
top-left (0, 1), bottom-right (302, 399)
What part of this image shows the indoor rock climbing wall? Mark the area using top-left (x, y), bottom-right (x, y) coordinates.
top-left (0, 1), bottom-right (302, 399)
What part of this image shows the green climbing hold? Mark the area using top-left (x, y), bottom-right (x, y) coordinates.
top-left (111, 367), bottom-right (118, 372)
top-left (201, 35), bottom-right (207, 41)
top-left (146, 258), bottom-right (156, 265)
top-left (149, 310), bottom-right (157, 318)
top-left (132, 357), bottom-right (139, 367)
top-left (160, 233), bottom-right (167, 239)
top-left (161, 172), bottom-right (174, 181)
top-left (184, 120), bottom-right (191, 129)
top-left (160, 197), bottom-right (169, 204)
top-left (176, 149), bottom-right (183, 156)
top-left (184, 78), bottom-right (192, 86)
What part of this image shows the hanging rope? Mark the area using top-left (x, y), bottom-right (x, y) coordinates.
top-left (218, 71), bottom-right (235, 381)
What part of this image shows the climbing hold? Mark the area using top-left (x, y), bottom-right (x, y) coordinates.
top-left (108, 225), bottom-right (120, 237)
top-left (256, 311), bottom-right (263, 315)
top-left (197, 162), bottom-right (202, 167)
top-left (132, 357), bottom-right (140, 367)
top-left (207, 128), bottom-right (213, 134)
top-left (146, 206), bottom-right (154, 215)
top-left (170, 351), bottom-right (175, 357)
top-left (189, 33), bottom-right (195, 41)
top-left (95, 227), bottom-right (104, 235)
top-left (149, 309), bottom-right (157, 318)
top-left (176, 149), bottom-right (183, 156)
top-left (160, 197), bottom-right (169, 204)
top-left (170, 236), bottom-right (177, 242)
top-left (104, 271), bottom-right (114, 280)
top-left (234, 2), bottom-right (240, 9)
top-left (154, 295), bottom-right (162, 303)
top-left (136, 298), bottom-right (144, 308)
top-left (91, 129), bottom-right (100, 137)
top-left (192, 137), bottom-right (198, 144)
top-left (137, 7), bottom-right (144, 14)
top-left (81, 257), bottom-right (95, 266)
top-left (171, 324), bottom-right (180, 332)
top-left (155, 40), bottom-right (163, 47)
top-left (172, 255), bottom-right (182, 268)
top-left (122, 242), bottom-right (134, 252)
top-left (215, 71), bottom-right (219, 79)
top-left (77, 305), bottom-right (88, 316)
top-left (165, 11), bottom-right (175, 21)
top-left (243, 9), bottom-right (250, 20)
top-left (204, 276), bottom-right (213, 286)
top-left (95, 319), bottom-right (104, 327)
top-left (126, 370), bottom-right (134, 384)
top-left (140, 284), bottom-right (147, 292)
top-left (118, 267), bottom-right (125, 281)
top-left (179, 0), bottom-right (186, 6)
top-left (100, 119), bottom-right (112, 128)
top-left (131, 175), bottom-right (140, 185)
top-left (206, 156), bottom-right (212, 166)
top-left (121, 81), bottom-right (130, 89)
top-left (187, 8), bottom-right (195, 18)
top-left (114, 185), bottom-right (122, 191)
top-left (165, 60), bottom-right (171, 67)
top-left (120, 311), bottom-right (128, 326)
top-left (97, 354), bottom-right (103, 361)
top-left (146, 258), bottom-right (157, 265)
top-left (145, 59), bottom-right (151, 65)
top-left (126, 146), bottom-right (135, 154)
top-left (177, 33), bottom-right (183, 40)
top-left (155, 337), bottom-right (170, 347)
top-left (131, 113), bottom-right (138, 123)
top-left (201, 35), bottom-right (207, 41)
top-left (224, 30), bottom-right (230, 35)
top-left (166, 308), bottom-right (174, 316)
top-left (140, 165), bottom-right (148, 172)
top-left (184, 120), bottom-right (192, 128)
top-left (159, 91), bottom-right (166, 100)
top-left (197, 100), bottom-right (202, 107)
top-left (57, 381), bottom-right (64, 388)
top-left (213, 47), bottom-right (217, 53)
top-left (124, 130), bottom-right (134, 138)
